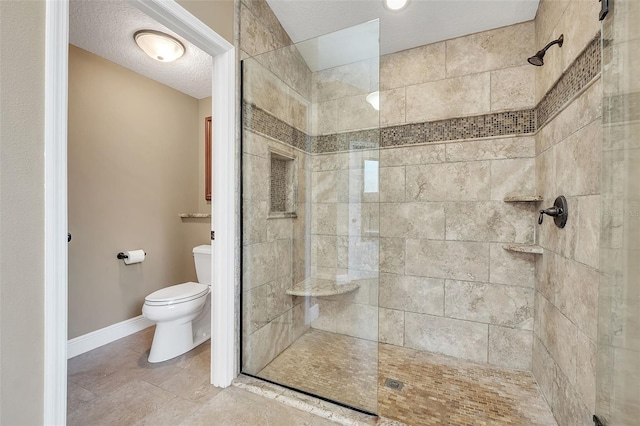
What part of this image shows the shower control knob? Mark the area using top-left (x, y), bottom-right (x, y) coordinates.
top-left (538, 207), bottom-right (561, 223)
top-left (538, 196), bottom-right (568, 228)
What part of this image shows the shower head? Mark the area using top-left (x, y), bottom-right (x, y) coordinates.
top-left (528, 34), bottom-right (563, 66)
top-left (527, 51), bottom-right (545, 66)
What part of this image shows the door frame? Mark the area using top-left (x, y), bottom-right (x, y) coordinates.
top-left (43, 1), bottom-right (236, 423)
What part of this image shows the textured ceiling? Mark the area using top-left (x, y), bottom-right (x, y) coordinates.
top-left (266, 0), bottom-right (540, 57)
top-left (69, 0), bottom-right (539, 95)
top-left (69, 0), bottom-right (212, 99)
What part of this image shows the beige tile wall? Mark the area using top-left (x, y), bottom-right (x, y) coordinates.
top-left (305, 54), bottom-right (381, 342)
top-left (374, 138), bottom-right (537, 369)
top-left (381, 21), bottom-right (535, 128)
top-left (242, 116), bottom-right (310, 374)
top-left (532, 0), bottom-right (602, 425)
top-left (239, 0), bottom-right (291, 59)
top-left (535, 0), bottom-right (602, 102)
top-left (307, 147), bottom-right (381, 342)
top-left (308, 22), bottom-right (539, 370)
top-left (240, 0), bottom-right (312, 374)
top-left (312, 58), bottom-right (379, 134)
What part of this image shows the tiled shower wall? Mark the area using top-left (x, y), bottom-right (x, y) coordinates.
top-left (309, 22), bottom-right (539, 370)
top-left (532, 0), bottom-right (602, 425)
top-left (239, 0), bottom-right (313, 373)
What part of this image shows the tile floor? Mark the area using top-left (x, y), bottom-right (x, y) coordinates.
top-left (259, 329), bottom-right (558, 426)
top-left (67, 327), bottom-right (336, 425)
top-left (68, 327), bottom-right (556, 426)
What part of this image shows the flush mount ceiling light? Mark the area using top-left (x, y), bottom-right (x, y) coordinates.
top-left (366, 91), bottom-right (380, 111)
top-left (384, 0), bottom-right (409, 11)
top-left (134, 30), bottom-right (185, 62)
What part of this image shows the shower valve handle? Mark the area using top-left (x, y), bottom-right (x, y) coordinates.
top-left (538, 207), bottom-right (563, 224)
top-left (537, 196), bottom-right (568, 228)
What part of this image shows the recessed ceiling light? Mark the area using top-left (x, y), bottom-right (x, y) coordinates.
top-left (134, 30), bottom-right (185, 62)
top-left (384, 0), bottom-right (409, 11)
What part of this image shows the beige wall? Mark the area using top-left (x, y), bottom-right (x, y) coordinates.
top-left (0, 0), bottom-right (230, 420)
top-left (177, 0), bottom-right (234, 44)
top-left (68, 45), bottom-right (206, 338)
top-left (0, 1), bottom-right (46, 424)
top-left (532, 0), bottom-right (602, 425)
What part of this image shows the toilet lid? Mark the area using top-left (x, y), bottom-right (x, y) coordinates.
top-left (145, 282), bottom-right (209, 305)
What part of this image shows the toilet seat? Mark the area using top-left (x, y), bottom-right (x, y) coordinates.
top-left (144, 282), bottom-right (209, 306)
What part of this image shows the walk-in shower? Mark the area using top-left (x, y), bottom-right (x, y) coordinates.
top-left (240, 5), bottom-right (607, 422)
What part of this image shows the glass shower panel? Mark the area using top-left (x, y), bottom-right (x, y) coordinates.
top-left (241, 20), bottom-right (380, 414)
top-left (596, 0), bottom-right (640, 424)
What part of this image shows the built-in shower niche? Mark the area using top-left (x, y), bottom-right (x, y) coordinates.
top-left (269, 150), bottom-right (297, 218)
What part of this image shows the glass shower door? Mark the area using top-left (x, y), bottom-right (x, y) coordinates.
top-left (241, 20), bottom-right (380, 414)
top-left (596, 0), bottom-right (640, 423)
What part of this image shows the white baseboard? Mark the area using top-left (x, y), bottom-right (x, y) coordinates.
top-left (67, 315), bottom-right (154, 359)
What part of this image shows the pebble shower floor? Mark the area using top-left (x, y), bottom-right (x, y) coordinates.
top-left (259, 329), bottom-right (557, 425)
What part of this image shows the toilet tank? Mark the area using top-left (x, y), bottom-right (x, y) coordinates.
top-left (192, 245), bottom-right (212, 285)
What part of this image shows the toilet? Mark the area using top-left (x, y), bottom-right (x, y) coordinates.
top-left (142, 245), bottom-right (212, 363)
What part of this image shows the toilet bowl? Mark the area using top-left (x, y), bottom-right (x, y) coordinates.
top-left (143, 245), bottom-right (212, 363)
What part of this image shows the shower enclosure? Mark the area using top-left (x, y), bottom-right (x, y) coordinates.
top-left (241, 20), bottom-right (381, 413)
top-left (240, 5), bottom-right (632, 422)
top-left (240, 16), bottom-right (550, 422)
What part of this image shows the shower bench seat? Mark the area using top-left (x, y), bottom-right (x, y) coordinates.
top-left (286, 277), bottom-right (360, 297)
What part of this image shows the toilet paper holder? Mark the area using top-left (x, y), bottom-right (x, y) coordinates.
top-left (117, 251), bottom-right (147, 260)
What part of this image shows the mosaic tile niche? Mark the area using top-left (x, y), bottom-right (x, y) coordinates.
top-left (269, 151), bottom-right (296, 216)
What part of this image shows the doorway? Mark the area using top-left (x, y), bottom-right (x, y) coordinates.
top-left (43, 1), bottom-right (236, 423)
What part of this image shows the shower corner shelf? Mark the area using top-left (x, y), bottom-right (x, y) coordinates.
top-left (502, 244), bottom-right (543, 254)
top-left (286, 278), bottom-right (360, 297)
top-left (503, 195), bottom-right (543, 202)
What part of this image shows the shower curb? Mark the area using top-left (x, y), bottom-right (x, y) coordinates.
top-left (233, 375), bottom-right (406, 426)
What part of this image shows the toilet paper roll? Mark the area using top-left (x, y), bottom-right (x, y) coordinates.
top-left (124, 249), bottom-right (145, 265)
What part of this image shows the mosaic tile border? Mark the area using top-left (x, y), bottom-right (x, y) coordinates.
top-left (312, 130), bottom-right (380, 154)
top-left (537, 33), bottom-right (601, 127)
top-left (243, 33), bottom-right (601, 153)
top-left (242, 102), bottom-right (309, 152)
top-left (380, 109), bottom-right (536, 148)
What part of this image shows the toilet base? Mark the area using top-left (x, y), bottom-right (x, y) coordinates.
top-left (147, 294), bottom-right (211, 363)
top-left (148, 319), bottom-right (196, 363)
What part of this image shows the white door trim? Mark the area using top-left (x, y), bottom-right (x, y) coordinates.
top-left (44, 0), bottom-right (69, 424)
top-left (44, 1), bottom-right (236, 423)
top-left (210, 47), bottom-right (237, 387)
